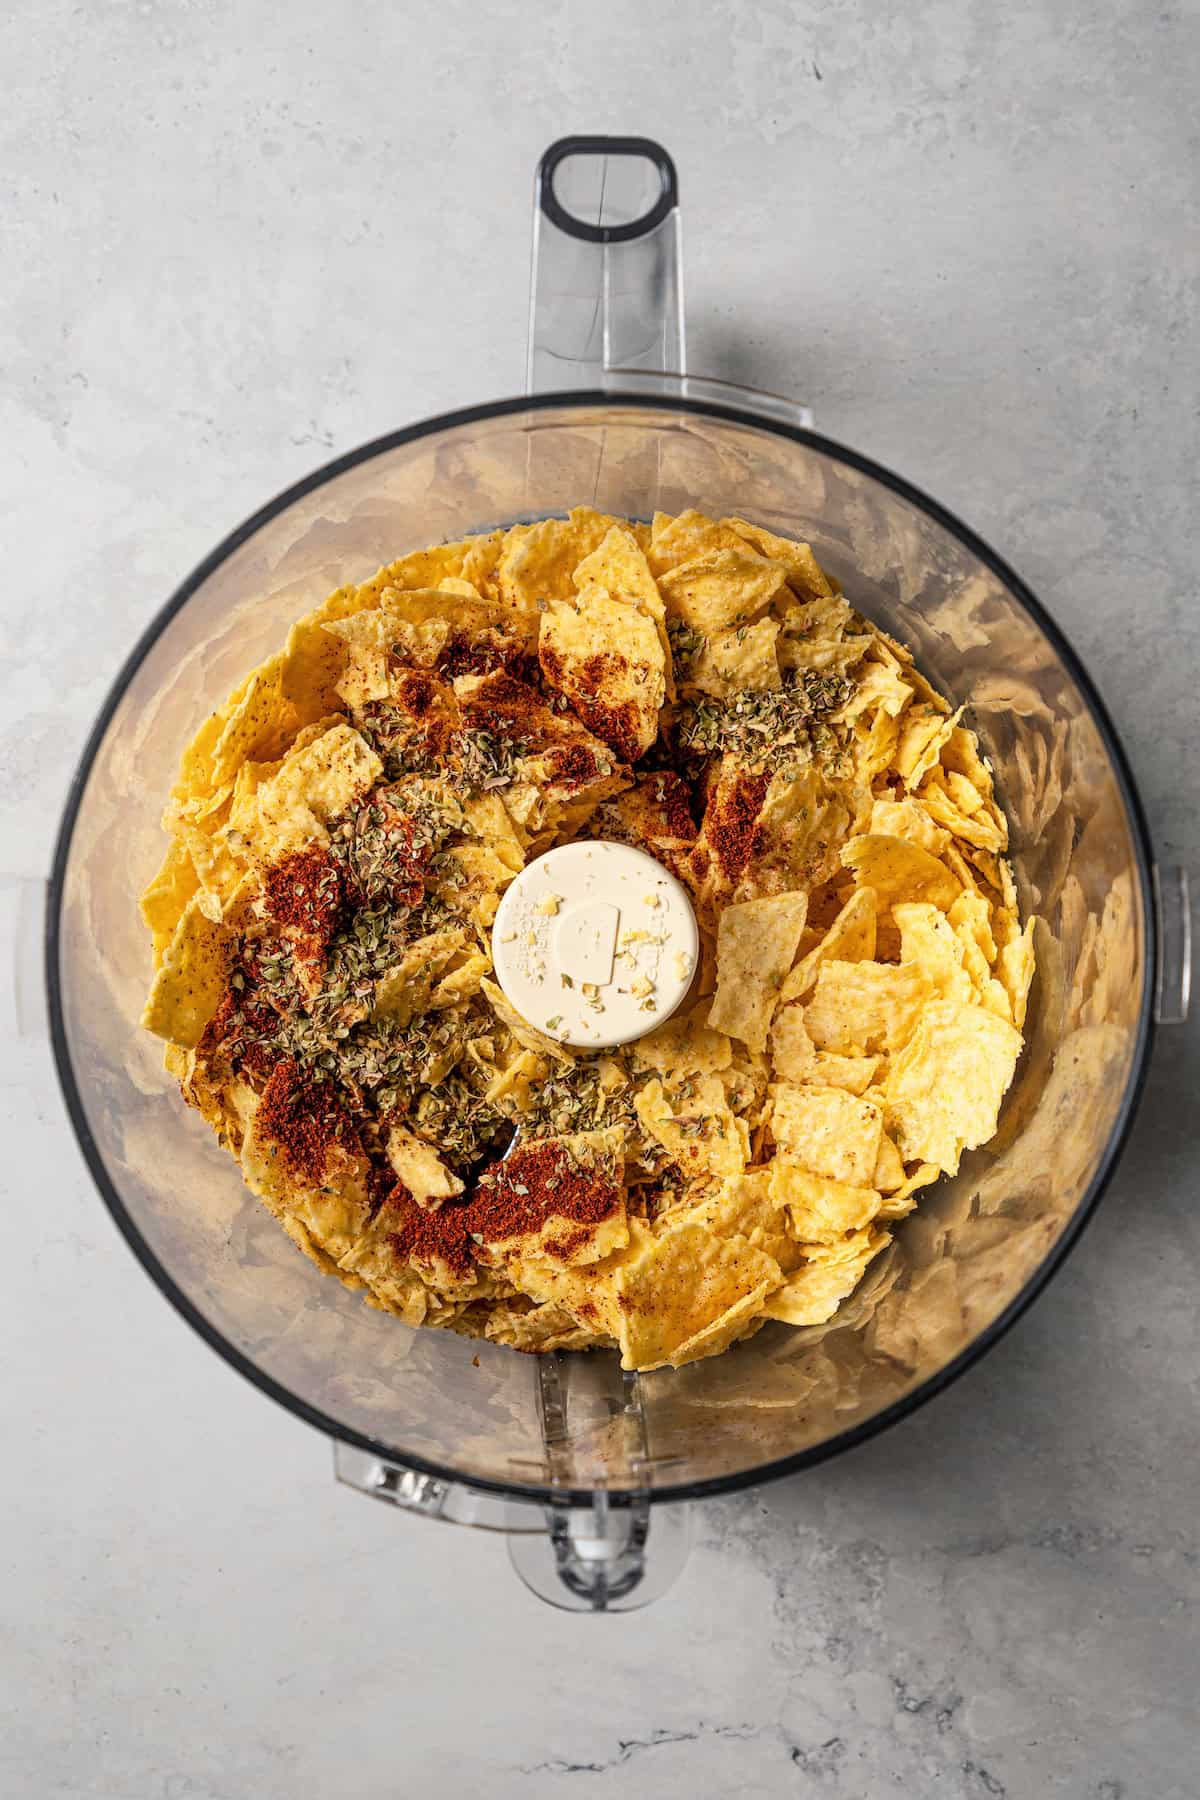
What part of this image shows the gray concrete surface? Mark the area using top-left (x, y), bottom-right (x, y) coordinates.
top-left (3, 2), bottom-right (1198, 1795)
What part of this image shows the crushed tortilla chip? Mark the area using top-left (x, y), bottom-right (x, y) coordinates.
top-left (885, 998), bottom-right (1023, 1174)
top-left (769, 1083), bottom-right (884, 1186)
top-left (708, 891), bottom-right (809, 1051)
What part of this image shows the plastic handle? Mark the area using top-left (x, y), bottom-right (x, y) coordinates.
top-left (1153, 864), bottom-right (1191, 1025)
top-left (527, 136), bottom-right (686, 393)
top-left (2, 875), bottom-right (49, 1047)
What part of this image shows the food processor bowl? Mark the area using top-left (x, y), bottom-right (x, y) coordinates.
top-left (45, 140), bottom-right (1190, 1609)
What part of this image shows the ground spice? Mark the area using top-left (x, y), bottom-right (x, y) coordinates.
top-left (374, 1136), bottom-right (622, 1277)
top-left (262, 845), bottom-right (342, 950)
top-left (256, 1058), bottom-right (361, 1186)
top-left (435, 636), bottom-right (538, 684)
top-left (543, 741), bottom-right (608, 789)
top-left (644, 771), bottom-right (697, 841)
top-left (540, 647), bottom-right (645, 763)
top-left (704, 767), bottom-right (771, 883)
top-left (379, 1178), bottom-right (477, 1278)
top-left (468, 1139), bottom-right (622, 1246)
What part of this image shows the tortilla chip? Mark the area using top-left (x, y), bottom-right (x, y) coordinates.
top-left (141, 896), bottom-right (231, 1048)
top-left (768, 1160), bottom-right (881, 1242)
top-left (379, 531), bottom-right (505, 601)
top-left (385, 1128), bottom-right (464, 1207)
top-left (804, 958), bottom-right (932, 1053)
top-left (769, 1004), bottom-right (816, 1081)
top-left (996, 916), bottom-right (1037, 1029)
top-left (761, 1228), bottom-right (887, 1325)
top-left (657, 546), bottom-right (789, 635)
top-left (249, 723), bottom-right (382, 857)
top-left (894, 703), bottom-right (964, 787)
top-left (721, 517), bottom-right (835, 598)
top-left (611, 1216), bottom-right (781, 1370)
top-left (869, 796), bottom-right (950, 856)
top-left (769, 1083), bottom-right (883, 1186)
top-left (140, 839), bottom-right (200, 960)
top-left (539, 561), bottom-right (666, 761)
top-left (780, 886), bottom-right (878, 1003)
top-left (873, 1130), bottom-right (907, 1192)
top-left (884, 998), bottom-right (1023, 1174)
top-left (647, 508), bottom-right (751, 574)
top-left (634, 1073), bottom-right (750, 1184)
top-left (210, 657), bottom-right (295, 790)
top-left (572, 524), bottom-right (665, 620)
top-left (732, 767), bottom-right (851, 903)
top-left (876, 1161), bottom-right (941, 1220)
top-left (634, 1002), bottom-right (733, 1078)
top-left (840, 834), bottom-right (962, 912)
top-left (685, 617), bottom-right (781, 697)
top-left (496, 509), bottom-right (616, 612)
top-left (684, 1167), bottom-right (800, 1271)
top-left (485, 1128), bottom-right (629, 1266)
top-left (892, 902), bottom-right (975, 1004)
top-left (809, 1051), bottom-right (880, 1095)
top-left (708, 891), bottom-right (809, 1052)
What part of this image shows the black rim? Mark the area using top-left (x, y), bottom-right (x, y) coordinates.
top-left (46, 389), bottom-right (1158, 1507)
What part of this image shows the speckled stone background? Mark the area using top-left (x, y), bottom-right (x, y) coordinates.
top-left (4, 3), bottom-right (1198, 1796)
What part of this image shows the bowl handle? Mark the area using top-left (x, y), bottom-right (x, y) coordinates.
top-left (1153, 864), bottom-right (1192, 1024)
top-left (527, 136), bottom-right (685, 394)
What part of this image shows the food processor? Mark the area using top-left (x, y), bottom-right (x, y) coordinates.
top-left (45, 138), bottom-right (1191, 1609)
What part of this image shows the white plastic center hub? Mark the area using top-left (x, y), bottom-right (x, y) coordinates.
top-left (490, 841), bottom-right (699, 1050)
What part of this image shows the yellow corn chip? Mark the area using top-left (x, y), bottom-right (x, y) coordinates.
top-left (634, 1002), bottom-right (734, 1078)
top-left (634, 1074), bottom-right (750, 1183)
top-left (611, 1217), bottom-right (782, 1371)
top-left (480, 977), bottom-right (577, 1065)
top-left (657, 546), bottom-right (789, 635)
top-left (141, 896), bottom-right (231, 1048)
top-left (804, 958), bottom-right (931, 1053)
top-left (780, 886), bottom-right (877, 1003)
top-left (721, 517), bottom-right (835, 598)
top-left (385, 1128), bottom-right (464, 1207)
top-left (768, 1159), bottom-right (881, 1242)
top-left (210, 656), bottom-right (295, 791)
top-left (762, 1227), bottom-right (887, 1325)
top-left (708, 891), bottom-right (809, 1051)
top-left (840, 834), bottom-right (961, 912)
top-left (892, 901), bottom-right (975, 1004)
top-left (685, 616), bottom-right (781, 697)
top-left (647, 508), bottom-right (749, 574)
top-left (885, 998), bottom-right (1023, 1174)
top-left (379, 530), bottom-right (505, 601)
top-left (876, 1161), bottom-right (941, 1220)
top-left (810, 1051), bottom-right (881, 1095)
top-left (684, 1167), bottom-right (800, 1271)
top-left (769, 1004), bottom-right (816, 1081)
top-left (139, 839), bottom-right (200, 961)
top-left (873, 1131), bottom-right (906, 1192)
top-left (996, 916), bottom-right (1037, 1029)
top-left (769, 1083), bottom-right (883, 1185)
top-left (920, 776), bottom-right (1008, 852)
top-left (894, 703), bottom-right (964, 787)
top-left (539, 554), bottom-right (665, 760)
top-left (486, 1128), bottom-right (629, 1267)
top-left (372, 930), bottom-right (465, 1026)
top-left (572, 524), bottom-right (665, 621)
top-left (496, 508), bottom-right (616, 612)
top-left (250, 724), bottom-right (382, 856)
top-left (869, 796), bottom-right (950, 855)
